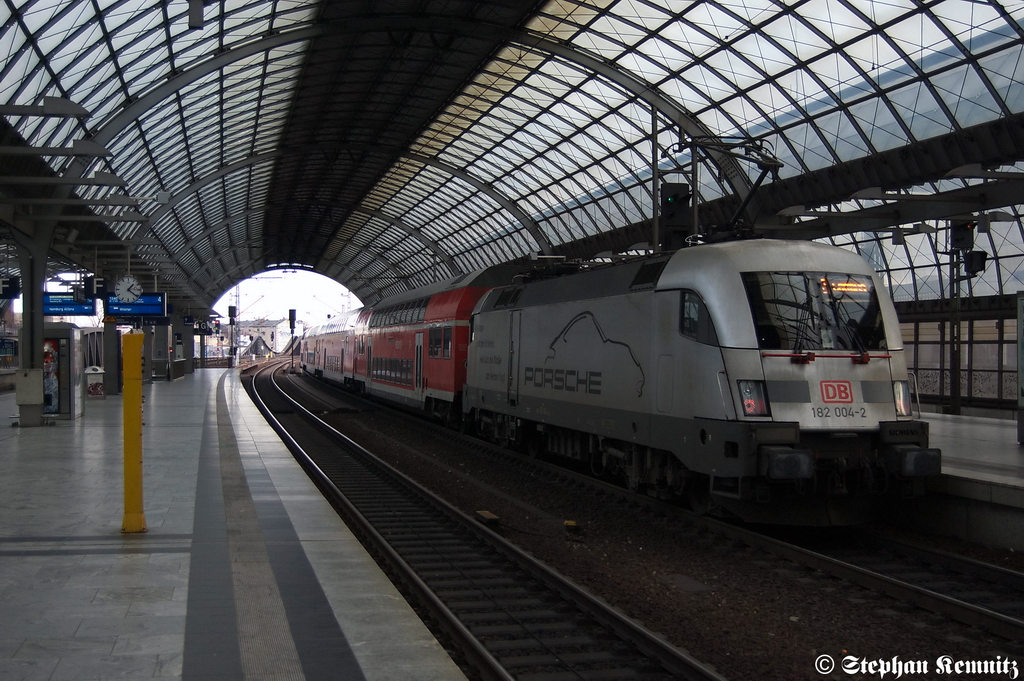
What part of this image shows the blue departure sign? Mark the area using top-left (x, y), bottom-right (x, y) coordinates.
top-left (43, 293), bottom-right (96, 316)
top-left (106, 293), bottom-right (167, 317)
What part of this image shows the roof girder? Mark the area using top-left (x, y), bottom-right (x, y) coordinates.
top-left (52, 14), bottom-right (756, 304)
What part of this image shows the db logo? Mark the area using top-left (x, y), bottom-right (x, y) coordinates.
top-left (820, 380), bottom-right (853, 403)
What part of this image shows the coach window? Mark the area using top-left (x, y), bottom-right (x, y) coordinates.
top-left (680, 291), bottom-right (719, 346)
top-left (429, 327), bottom-right (441, 358)
top-left (442, 326), bottom-right (453, 359)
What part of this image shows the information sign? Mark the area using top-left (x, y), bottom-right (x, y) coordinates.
top-left (0, 277), bottom-right (20, 300)
top-left (106, 293), bottom-right (167, 317)
top-left (43, 293), bottom-right (96, 316)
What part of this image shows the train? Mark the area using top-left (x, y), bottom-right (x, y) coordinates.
top-left (301, 239), bottom-right (941, 525)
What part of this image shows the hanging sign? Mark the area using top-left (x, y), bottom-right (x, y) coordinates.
top-left (43, 293), bottom-right (96, 316)
top-left (106, 293), bottom-right (167, 317)
top-left (0, 277), bottom-right (20, 300)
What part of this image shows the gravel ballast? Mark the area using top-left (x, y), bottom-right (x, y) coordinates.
top-left (312, 399), bottom-right (1024, 681)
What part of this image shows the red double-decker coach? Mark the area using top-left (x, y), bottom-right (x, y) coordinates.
top-left (301, 265), bottom-right (523, 424)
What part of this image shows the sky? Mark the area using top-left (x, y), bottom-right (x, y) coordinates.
top-left (211, 270), bottom-right (362, 331)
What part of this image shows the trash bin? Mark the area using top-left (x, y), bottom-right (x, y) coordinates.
top-left (85, 365), bottom-right (105, 398)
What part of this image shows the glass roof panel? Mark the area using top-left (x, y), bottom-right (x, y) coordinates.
top-left (680, 63), bottom-right (738, 108)
top-left (587, 12), bottom-right (646, 48)
top-left (3, 0), bottom-right (1024, 306)
top-left (886, 79), bottom-right (952, 138)
top-left (816, 109), bottom-right (871, 162)
top-left (760, 12), bottom-right (830, 61)
top-left (702, 44), bottom-right (763, 91)
top-left (731, 32), bottom-right (795, 79)
top-left (931, 63), bottom-right (1003, 126)
top-left (797, 0), bottom-right (868, 43)
top-left (19, 0), bottom-right (66, 34)
top-left (683, 1), bottom-right (744, 48)
top-left (933, 0), bottom-right (1013, 49)
top-left (888, 12), bottom-right (955, 65)
top-left (44, 25), bottom-right (102, 77)
top-left (844, 33), bottom-right (916, 88)
top-left (847, 97), bottom-right (906, 151)
top-left (980, 47), bottom-right (1024, 114)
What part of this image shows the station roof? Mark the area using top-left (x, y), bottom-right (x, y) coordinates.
top-left (2, 0), bottom-right (1024, 309)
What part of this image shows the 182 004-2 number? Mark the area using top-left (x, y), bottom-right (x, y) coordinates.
top-left (811, 406), bottom-right (867, 418)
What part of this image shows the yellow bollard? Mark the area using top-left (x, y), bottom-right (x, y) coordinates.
top-left (121, 332), bottom-right (147, 533)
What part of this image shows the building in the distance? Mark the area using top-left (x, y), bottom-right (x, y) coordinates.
top-left (237, 318), bottom-right (291, 354)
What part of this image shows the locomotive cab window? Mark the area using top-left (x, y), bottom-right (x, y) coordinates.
top-left (742, 271), bottom-right (887, 351)
top-left (679, 290), bottom-right (719, 346)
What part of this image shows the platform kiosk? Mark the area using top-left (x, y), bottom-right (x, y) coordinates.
top-left (38, 322), bottom-right (84, 420)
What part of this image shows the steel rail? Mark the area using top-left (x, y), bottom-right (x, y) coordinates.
top-left (246, 362), bottom-right (512, 681)
top-left (279, 361), bottom-right (1024, 644)
top-left (248, 361), bottom-right (727, 681)
top-left (715, 522), bottom-right (1024, 641)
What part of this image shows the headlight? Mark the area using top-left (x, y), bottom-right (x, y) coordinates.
top-left (738, 380), bottom-right (771, 417)
top-left (893, 380), bottom-right (912, 416)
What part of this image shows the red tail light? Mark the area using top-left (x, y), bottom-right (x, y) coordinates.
top-left (738, 380), bottom-right (770, 417)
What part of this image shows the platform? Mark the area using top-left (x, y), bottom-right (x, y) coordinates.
top-left (924, 411), bottom-right (1024, 510)
top-left (884, 412), bottom-right (1024, 550)
top-left (926, 412), bottom-right (1024, 491)
top-left (0, 369), bottom-right (466, 681)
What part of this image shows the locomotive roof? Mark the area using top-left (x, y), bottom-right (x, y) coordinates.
top-left (656, 239), bottom-right (877, 291)
top-left (473, 240), bottom-right (899, 350)
top-left (477, 240), bottom-right (879, 313)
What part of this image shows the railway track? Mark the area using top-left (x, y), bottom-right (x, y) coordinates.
top-left (249, 364), bottom-right (1024, 671)
top-left (779, 528), bottom-right (1024, 641)
top-left (270, 365), bottom-right (1024, 650)
top-left (245, 361), bottom-right (727, 681)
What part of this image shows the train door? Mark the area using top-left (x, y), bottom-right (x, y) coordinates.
top-left (366, 338), bottom-right (373, 384)
top-left (414, 332), bottom-right (424, 399)
top-left (507, 309), bottom-right (521, 406)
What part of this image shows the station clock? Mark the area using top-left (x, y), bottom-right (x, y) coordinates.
top-left (114, 274), bottom-right (143, 303)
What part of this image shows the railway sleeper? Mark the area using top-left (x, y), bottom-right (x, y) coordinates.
top-left (470, 621), bottom-right (582, 636)
top-left (484, 636), bottom-right (602, 652)
top-left (448, 598), bottom-right (548, 611)
top-left (459, 610), bottom-right (565, 624)
top-left (499, 650), bottom-right (631, 668)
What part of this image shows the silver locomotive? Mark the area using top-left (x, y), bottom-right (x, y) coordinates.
top-left (464, 239), bottom-right (940, 525)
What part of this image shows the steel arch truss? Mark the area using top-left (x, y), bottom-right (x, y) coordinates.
top-left (3, 0), bottom-right (1024, 309)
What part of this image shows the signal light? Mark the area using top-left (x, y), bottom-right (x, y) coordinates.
top-left (661, 182), bottom-right (691, 227)
top-left (950, 219), bottom-right (975, 251)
